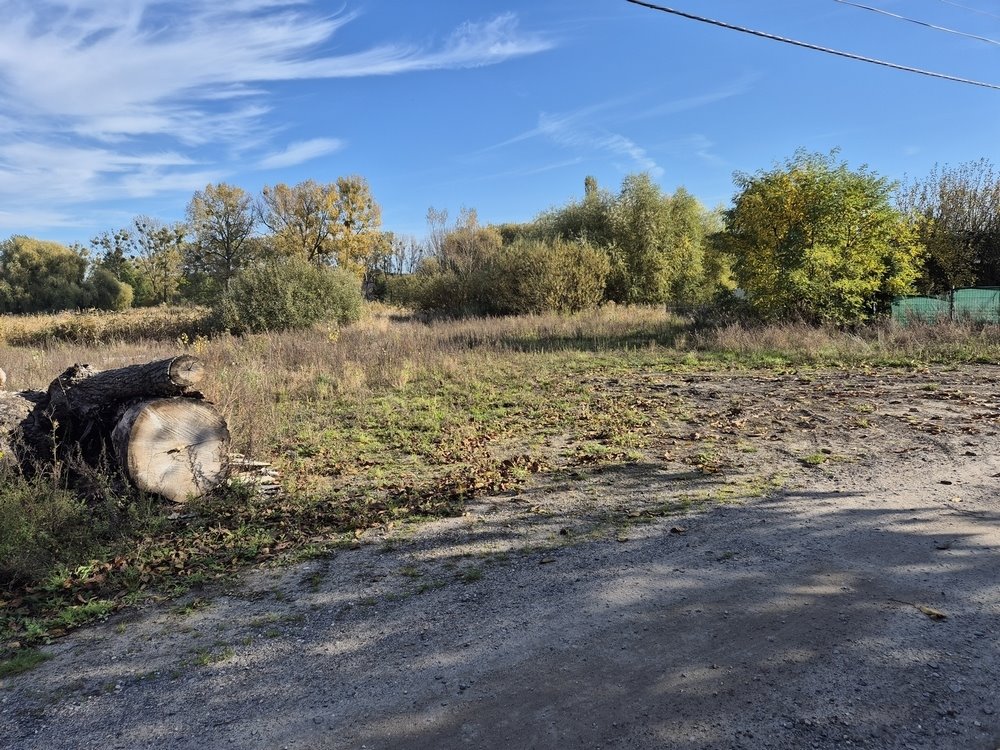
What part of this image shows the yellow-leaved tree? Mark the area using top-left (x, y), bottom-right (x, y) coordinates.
top-left (722, 150), bottom-right (924, 324)
top-left (258, 176), bottom-right (381, 279)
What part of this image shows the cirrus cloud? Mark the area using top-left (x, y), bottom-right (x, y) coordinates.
top-left (0, 1), bottom-right (554, 235)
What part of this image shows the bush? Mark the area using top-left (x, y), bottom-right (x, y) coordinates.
top-left (384, 273), bottom-right (429, 309)
top-left (398, 238), bottom-right (609, 317)
top-left (213, 257), bottom-right (364, 333)
top-left (494, 239), bottom-right (609, 314)
top-left (86, 268), bottom-right (134, 311)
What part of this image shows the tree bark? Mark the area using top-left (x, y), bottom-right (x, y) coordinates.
top-left (47, 355), bottom-right (206, 420)
top-left (0, 390), bottom-right (47, 464)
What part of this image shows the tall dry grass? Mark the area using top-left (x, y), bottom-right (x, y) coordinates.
top-left (3, 303), bottom-right (1000, 457)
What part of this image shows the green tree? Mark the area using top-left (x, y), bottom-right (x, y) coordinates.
top-left (86, 267), bottom-right (134, 310)
top-left (90, 228), bottom-right (145, 298)
top-left (0, 236), bottom-right (90, 313)
top-left (130, 217), bottom-right (186, 305)
top-left (535, 175), bottom-right (615, 249)
top-left (185, 183), bottom-right (258, 297)
top-left (723, 150), bottom-right (924, 323)
top-left (534, 174), bottom-right (719, 305)
top-left (494, 239), bottom-right (609, 314)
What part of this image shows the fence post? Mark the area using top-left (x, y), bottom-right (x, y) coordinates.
top-left (949, 288), bottom-right (955, 321)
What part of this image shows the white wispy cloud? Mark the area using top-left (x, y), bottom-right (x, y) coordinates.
top-left (0, 2), bottom-right (554, 231)
top-left (478, 76), bottom-right (753, 177)
top-left (656, 134), bottom-right (728, 168)
top-left (258, 138), bottom-right (345, 169)
top-left (535, 112), bottom-right (664, 178)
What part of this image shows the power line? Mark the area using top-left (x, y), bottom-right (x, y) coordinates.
top-left (624, 0), bottom-right (1000, 91)
top-left (835, 0), bottom-right (1000, 47)
top-left (935, 0), bottom-right (1000, 22)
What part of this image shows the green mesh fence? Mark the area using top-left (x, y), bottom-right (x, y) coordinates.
top-left (892, 287), bottom-right (1000, 323)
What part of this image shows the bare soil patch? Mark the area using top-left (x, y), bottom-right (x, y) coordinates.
top-left (2, 364), bottom-right (999, 749)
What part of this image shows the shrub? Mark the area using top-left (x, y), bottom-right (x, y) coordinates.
top-left (494, 239), bottom-right (609, 314)
top-left (86, 268), bottom-right (134, 311)
top-left (213, 257), bottom-right (364, 333)
top-left (399, 238), bottom-right (609, 317)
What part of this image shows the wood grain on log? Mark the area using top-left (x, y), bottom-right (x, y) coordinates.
top-left (112, 398), bottom-right (230, 503)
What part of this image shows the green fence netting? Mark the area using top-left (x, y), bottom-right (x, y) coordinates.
top-left (892, 287), bottom-right (1000, 323)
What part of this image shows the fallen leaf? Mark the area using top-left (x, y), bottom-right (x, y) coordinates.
top-left (890, 598), bottom-right (948, 621)
top-left (917, 605), bottom-right (948, 621)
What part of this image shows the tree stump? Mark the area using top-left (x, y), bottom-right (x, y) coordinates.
top-left (0, 356), bottom-right (230, 502)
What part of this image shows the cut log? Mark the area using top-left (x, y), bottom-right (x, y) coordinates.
top-left (0, 355), bottom-right (232, 502)
top-left (48, 355), bottom-right (206, 420)
top-left (112, 398), bottom-right (230, 503)
top-left (0, 390), bottom-right (46, 465)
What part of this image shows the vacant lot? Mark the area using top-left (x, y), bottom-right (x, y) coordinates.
top-left (2, 320), bottom-right (998, 749)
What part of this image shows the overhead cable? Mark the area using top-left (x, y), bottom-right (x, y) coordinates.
top-left (935, 0), bottom-right (1000, 22)
top-left (624, 0), bottom-right (1000, 91)
top-left (835, 0), bottom-right (1000, 47)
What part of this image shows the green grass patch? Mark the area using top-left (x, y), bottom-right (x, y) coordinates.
top-left (0, 648), bottom-right (51, 678)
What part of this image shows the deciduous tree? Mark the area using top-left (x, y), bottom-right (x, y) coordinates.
top-left (259, 180), bottom-right (339, 262)
top-left (331, 175), bottom-right (382, 279)
top-left (258, 177), bottom-right (382, 278)
top-left (0, 236), bottom-right (90, 313)
top-left (898, 159), bottom-right (1000, 292)
top-left (724, 150), bottom-right (923, 323)
top-left (130, 217), bottom-right (186, 305)
top-left (185, 183), bottom-right (258, 296)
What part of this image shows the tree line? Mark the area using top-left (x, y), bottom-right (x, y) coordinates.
top-left (3, 151), bottom-right (1000, 327)
top-left (0, 177), bottom-right (383, 331)
top-left (387, 151), bottom-right (1000, 324)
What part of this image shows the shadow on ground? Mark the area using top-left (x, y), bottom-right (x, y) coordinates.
top-left (4, 460), bottom-right (1000, 750)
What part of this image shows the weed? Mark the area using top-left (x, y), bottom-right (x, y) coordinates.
top-left (173, 597), bottom-right (209, 617)
top-left (802, 453), bottom-right (829, 466)
top-left (192, 645), bottom-right (234, 667)
top-left (0, 649), bottom-right (51, 678)
top-left (459, 567), bottom-right (483, 584)
top-left (416, 580), bottom-right (447, 594)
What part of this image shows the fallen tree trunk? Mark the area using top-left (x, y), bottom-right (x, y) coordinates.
top-left (0, 356), bottom-right (229, 503)
top-left (47, 356), bottom-right (206, 420)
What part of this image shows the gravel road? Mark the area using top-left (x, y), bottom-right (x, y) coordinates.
top-left (3, 367), bottom-right (999, 749)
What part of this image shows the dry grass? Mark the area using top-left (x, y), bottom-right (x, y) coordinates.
top-left (691, 318), bottom-right (1000, 365)
top-left (0, 306), bottom-right (210, 349)
top-left (4, 305), bottom-right (1000, 456)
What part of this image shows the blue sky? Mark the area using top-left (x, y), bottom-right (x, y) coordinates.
top-left (2, 0), bottom-right (999, 246)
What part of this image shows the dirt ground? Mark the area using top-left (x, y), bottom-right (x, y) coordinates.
top-left (2, 364), bottom-right (999, 749)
